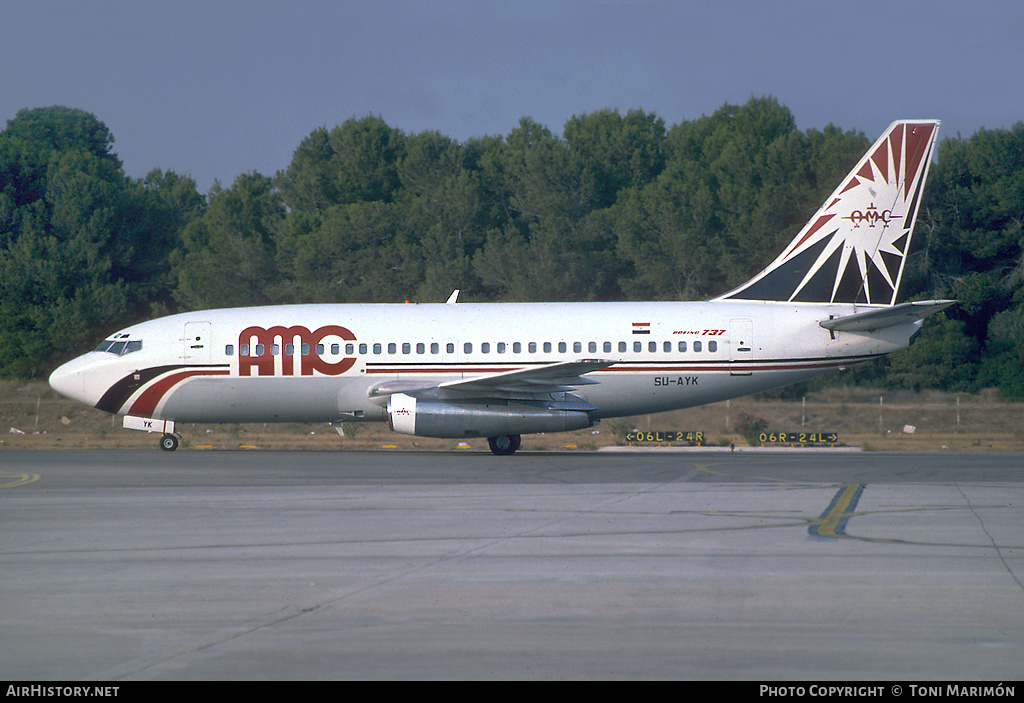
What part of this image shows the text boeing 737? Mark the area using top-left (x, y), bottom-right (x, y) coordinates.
top-left (49, 120), bottom-right (953, 454)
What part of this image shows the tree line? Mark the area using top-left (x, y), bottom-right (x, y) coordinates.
top-left (2, 99), bottom-right (1022, 396)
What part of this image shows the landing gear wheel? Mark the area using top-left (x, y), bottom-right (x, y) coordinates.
top-left (488, 434), bottom-right (521, 456)
top-left (159, 433), bottom-right (179, 452)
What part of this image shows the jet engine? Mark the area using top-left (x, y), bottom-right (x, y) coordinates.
top-left (386, 393), bottom-right (593, 438)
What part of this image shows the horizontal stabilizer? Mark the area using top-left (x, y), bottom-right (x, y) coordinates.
top-left (820, 300), bottom-right (956, 332)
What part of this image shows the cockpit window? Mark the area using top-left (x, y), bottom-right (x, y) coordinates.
top-left (95, 338), bottom-right (143, 356)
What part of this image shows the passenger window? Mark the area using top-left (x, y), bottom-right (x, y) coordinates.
top-left (603, 342), bottom-right (611, 353)
top-left (528, 342), bottom-right (536, 353)
top-left (464, 342), bottom-right (473, 354)
top-left (256, 344), bottom-right (265, 356)
top-left (416, 343), bottom-right (425, 354)
top-left (225, 345), bottom-right (234, 356)
top-left (543, 342), bottom-right (552, 353)
top-left (619, 341), bottom-right (627, 353)
top-left (446, 343), bottom-right (454, 353)
top-left (301, 344), bottom-right (310, 356)
top-left (634, 341), bottom-right (642, 352)
top-left (664, 341), bottom-right (671, 352)
top-left (678, 341), bottom-right (687, 352)
top-left (558, 342), bottom-right (567, 353)
top-left (359, 343), bottom-right (367, 354)
top-left (240, 345), bottom-right (249, 356)
top-left (512, 342), bottom-right (521, 353)
top-left (271, 344), bottom-right (280, 356)
top-left (285, 344), bottom-right (294, 355)
top-left (709, 341), bottom-right (717, 352)
top-left (573, 342), bottom-right (582, 353)
top-left (345, 343), bottom-right (354, 355)
top-left (373, 343), bottom-right (382, 354)
top-left (694, 341), bottom-right (702, 352)
top-left (316, 344), bottom-right (325, 355)
top-left (481, 342), bottom-right (490, 353)
top-left (331, 344), bottom-right (340, 354)
top-left (388, 343), bottom-right (397, 354)
top-left (431, 342), bottom-right (439, 354)
top-left (402, 343), bottom-right (411, 354)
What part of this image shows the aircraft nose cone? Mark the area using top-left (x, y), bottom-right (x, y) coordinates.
top-left (49, 355), bottom-right (103, 407)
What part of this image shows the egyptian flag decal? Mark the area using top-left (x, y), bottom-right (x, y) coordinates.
top-left (632, 322), bottom-right (650, 335)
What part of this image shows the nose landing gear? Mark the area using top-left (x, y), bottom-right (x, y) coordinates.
top-left (123, 416), bottom-right (180, 451)
top-left (159, 433), bottom-right (179, 452)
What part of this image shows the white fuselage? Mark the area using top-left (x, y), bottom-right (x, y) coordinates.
top-left (47, 120), bottom-right (943, 453)
top-left (49, 300), bottom-right (919, 427)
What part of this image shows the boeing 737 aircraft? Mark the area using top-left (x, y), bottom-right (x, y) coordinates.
top-left (50, 120), bottom-right (953, 454)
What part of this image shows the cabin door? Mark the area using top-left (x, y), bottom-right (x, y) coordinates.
top-left (729, 318), bottom-right (753, 376)
top-left (184, 321), bottom-right (212, 365)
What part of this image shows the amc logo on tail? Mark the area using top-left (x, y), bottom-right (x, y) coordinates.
top-left (239, 325), bottom-right (357, 377)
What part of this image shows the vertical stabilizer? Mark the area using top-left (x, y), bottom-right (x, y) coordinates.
top-left (717, 120), bottom-right (940, 305)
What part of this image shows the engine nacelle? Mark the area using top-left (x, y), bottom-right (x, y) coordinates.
top-left (386, 393), bottom-right (593, 438)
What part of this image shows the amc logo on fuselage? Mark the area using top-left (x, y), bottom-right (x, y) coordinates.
top-left (238, 325), bottom-right (357, 377)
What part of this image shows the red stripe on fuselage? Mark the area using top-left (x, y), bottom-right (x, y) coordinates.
top-left (128, 369), bottom-right (229, 417)
top-left (362, 355), bottom-right (879, 376)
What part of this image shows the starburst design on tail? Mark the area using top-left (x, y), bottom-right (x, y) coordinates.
top-left (718, 120), bottom-right (940, 305)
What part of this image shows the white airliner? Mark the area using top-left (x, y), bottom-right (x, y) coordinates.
top-left (50, 120), bottom-right (953, 454)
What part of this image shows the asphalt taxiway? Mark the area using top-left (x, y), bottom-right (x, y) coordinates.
top-left (1, 449), bottom-right (1022, 680)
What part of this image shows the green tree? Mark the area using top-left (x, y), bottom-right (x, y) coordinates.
top-left (274, 200), bottom-right (419, 303)
top-left (977, 304), bottom-right (1024, 396)
top-left (473, 221), bottom-right (600, 302)
top-left (275, 126), bottom-right (337, 212)
top-left (3, 105), bottom-right (119, 168)
top-left (563, 108), bottom-right (666, 208)
top-left (912, 124), bottom-right (1024, 368)
top-left (885, 315), bottom-right (980, 392)
top-left (277, 116), bottom-right (406, 212)
top-left (327, 115), bottom-right (405, 204)
top-left (127, 169), bottom-right (206, 303)
top-left (610, 97), bottom-right (866, 300)
top-left (397, 131), bottom-right (491, 301)
top-left (502, 116), bottom-right (595, 226)
top-left (0, 106), bottom-right (166, 376)
top-left (172, 172), bottom-right (282, 310)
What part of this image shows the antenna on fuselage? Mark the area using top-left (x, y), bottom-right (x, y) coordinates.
top-left (446, 290), bottom-right (460, 304)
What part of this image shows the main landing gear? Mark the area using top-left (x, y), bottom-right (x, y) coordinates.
top-left (487, 434), bottom-right (521, 456)
top-left (159, 433), bottom-right (179, 452)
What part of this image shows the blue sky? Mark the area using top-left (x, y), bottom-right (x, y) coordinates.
top-left (3, 0), bottom-right (1022, 193)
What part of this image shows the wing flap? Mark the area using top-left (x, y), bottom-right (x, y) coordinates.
top-left (367, 359), bottom-right (614, 401)
top-left (436, 358), bottom-right (613, 396)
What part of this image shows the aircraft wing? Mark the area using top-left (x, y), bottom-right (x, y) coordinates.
top-left (368, 359), bottom-right (614, 401)
top-left (820, 300), bottom-right (956, 332)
